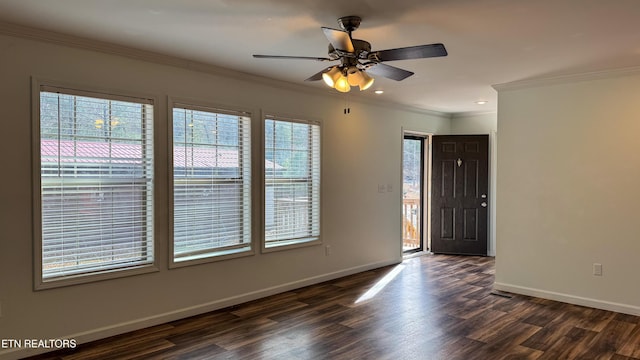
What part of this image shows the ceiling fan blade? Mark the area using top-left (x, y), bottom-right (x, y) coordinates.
top-left (253, 54), bottom-right (333, 61)
top-left (365, 63), bottom-right (414, 81)
top-left (305, 68), bottom-right (331, 81)
top-left (372, 43), bottom-right (448, 62)
top-left (321, 27), bottom-right (355, 53)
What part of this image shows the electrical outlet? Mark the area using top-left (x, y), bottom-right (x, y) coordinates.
top-left (593, 263), bottom-right (603, 276)
top-left (325, 245), bottom-right (331, 256)
top-left (386, 183), bottom-right (393, 192)
top-left (378, 184), bottom-right (385, 193)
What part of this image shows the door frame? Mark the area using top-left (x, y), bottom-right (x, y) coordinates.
top-left (401, 130), bottom-right (495, 257)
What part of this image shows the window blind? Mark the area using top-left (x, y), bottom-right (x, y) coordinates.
top-left (39, 89), bottom-right (154, 282)
top-left (264, 116), bottom-right (320, 247)
top-left (172, 105), bottom-right (251, 262)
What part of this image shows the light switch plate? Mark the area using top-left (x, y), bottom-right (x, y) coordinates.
top-left (593, 263), bottom-right (603, 276)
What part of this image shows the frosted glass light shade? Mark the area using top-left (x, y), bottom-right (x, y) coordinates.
top-left (359, 71), bottom-right (375, 91)
top-left (347, 67), bottom-right (364, 86)
top-left (334, 75), bottom-right (351, 92)
top-left (322, 66), bottom-right (342, 88)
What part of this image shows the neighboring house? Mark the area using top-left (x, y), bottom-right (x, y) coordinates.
top-left (40, 139), bottom-right (285, 272)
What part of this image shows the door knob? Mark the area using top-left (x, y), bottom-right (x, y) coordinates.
top-left (481, 202), bottom-right (487, 207)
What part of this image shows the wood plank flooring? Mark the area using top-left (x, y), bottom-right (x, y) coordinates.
top-left (26, 255), bottom-right (640, 360)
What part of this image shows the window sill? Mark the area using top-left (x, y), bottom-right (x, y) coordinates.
top-left (35, 263), bottom-right (159, 290)
top-left (170, 246), bottom-right (254, 269)
top-left (262, 237), bottom-right (322, 253)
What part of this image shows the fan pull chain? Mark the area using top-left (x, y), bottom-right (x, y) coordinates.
top-left (344, 94), bottom-right (351, 115)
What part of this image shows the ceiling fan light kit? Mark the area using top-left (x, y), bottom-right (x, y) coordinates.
top-left (334, 73), bottom-right (351, 93)
top-left (253, 16), bottom-right (447, 93)
top-left (322, 65), bottom-right (374, 92)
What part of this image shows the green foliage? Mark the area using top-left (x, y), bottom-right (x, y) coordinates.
top-left (265, 119), bottom-right (313, 177)
top-left (40, 92), bottom-right (146, 141)
top-left (172, 108), bottom-right (241, 147)
top-left (403, 138), bottom-right (422, 187)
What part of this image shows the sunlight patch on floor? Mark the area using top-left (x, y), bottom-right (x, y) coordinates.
top-left (355, 264), bottom-right (406, 304)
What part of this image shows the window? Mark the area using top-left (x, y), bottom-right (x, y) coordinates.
top-left (171, 103), bottom-right (251, 264)
top-left (264, 115), bottom-right (320, 249)
top-left (36, 86), bottom-right (154, 288)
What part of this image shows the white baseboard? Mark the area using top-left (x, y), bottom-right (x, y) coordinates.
top-left (493, 282), bottom-right (640, 316)
top-left (0, 258), bottom-right (400, 360)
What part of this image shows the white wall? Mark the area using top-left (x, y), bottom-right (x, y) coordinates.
top-left (494, 69), bottom-right (640, 315)
top-left (450, 112), bottom-right (497, 135)
top-left (0, 31), bottom-right (450, 359)
top-left (450, 112), bottom-right (498, 256)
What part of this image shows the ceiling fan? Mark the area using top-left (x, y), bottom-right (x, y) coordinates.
top-left (253, 15), bottom-right (447, 93)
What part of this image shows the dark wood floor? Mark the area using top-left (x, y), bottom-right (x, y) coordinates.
top-left (26, 255), bottom-right (640, 360)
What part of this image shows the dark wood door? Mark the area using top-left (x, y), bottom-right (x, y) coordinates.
top-left (431, 135), bottom-right (488, 255)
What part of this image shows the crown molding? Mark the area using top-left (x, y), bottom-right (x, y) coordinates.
top-left (0, 20), bottom-right (189, 68)
top-left (450, 110), bottom-right (497, 119)
top-left (0, 20), bottom-right (449, 119)
top-left (0, 21), bottom-right (331, 97)
top-left (493, 65), bottom-right (640, 92)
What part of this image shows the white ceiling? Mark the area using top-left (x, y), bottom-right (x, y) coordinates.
top-left (1, 0), bottom-right (640, 114)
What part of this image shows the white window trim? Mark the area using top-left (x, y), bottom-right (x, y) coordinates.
top-left (168, 97), bottom-right (255, 268)
top-left (261, 112), bottom-right (322, 253)
top-left (32, 78), bottom-right (159, 290)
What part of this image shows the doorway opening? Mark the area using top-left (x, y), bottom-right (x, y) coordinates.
top-left (401, 133), bottom-right (490, 257)
top-left (402, 135), bottom-right (428, 253)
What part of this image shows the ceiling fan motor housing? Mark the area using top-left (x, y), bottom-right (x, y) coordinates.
top-left (328, 39), bottom-right (371, 66)
top-left (337, 15), bottom-right (362, 33)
